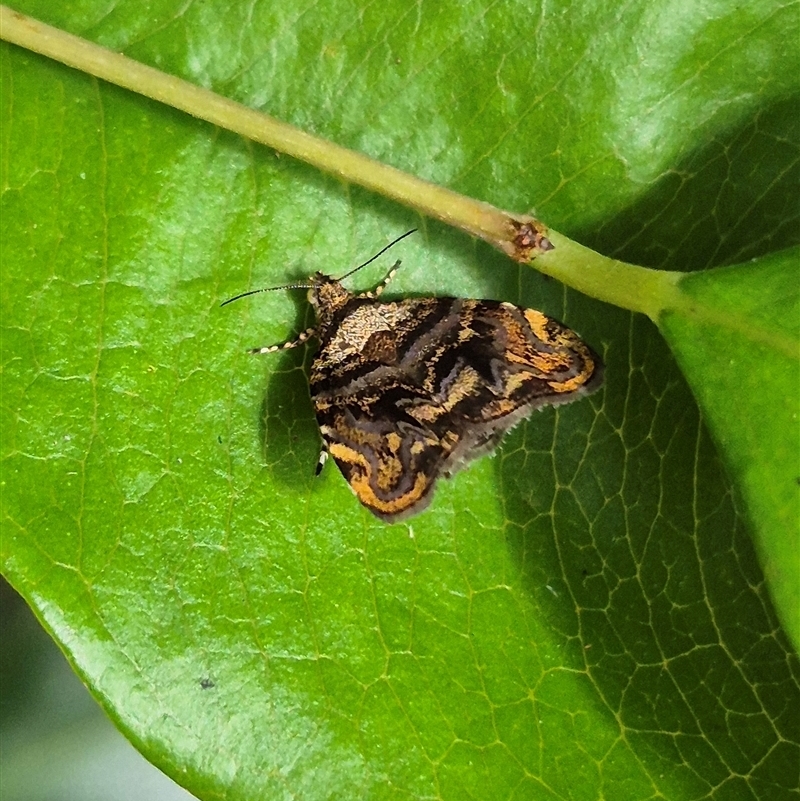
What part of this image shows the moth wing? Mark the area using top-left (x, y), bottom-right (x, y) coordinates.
top-left (425, 300), bottom-right (602, 425)
top-left (395, 299), bottom-right (602, 476)
top-left (313, 297), bottom-right (602, 522)
top-left (317, 393), bottom-right (455, 522)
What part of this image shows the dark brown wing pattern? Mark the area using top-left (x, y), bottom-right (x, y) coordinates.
top-left (310, 296), bottom-right (602, 521)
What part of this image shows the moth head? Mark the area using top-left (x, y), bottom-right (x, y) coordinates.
top-left (308, 272), bottom-right (352, 316)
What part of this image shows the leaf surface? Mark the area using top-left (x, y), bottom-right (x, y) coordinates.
top-left (2, 1), bottom-right (799, 799)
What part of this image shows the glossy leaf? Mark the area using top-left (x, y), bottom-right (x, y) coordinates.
top-left (2, 1), bottom-right (798, 800)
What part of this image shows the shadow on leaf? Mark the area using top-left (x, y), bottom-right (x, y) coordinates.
top-left (497, 94), bottom-right (800, 791)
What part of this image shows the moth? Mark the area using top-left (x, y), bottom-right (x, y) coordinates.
top-left (224, 231), bottom-right (602, 522)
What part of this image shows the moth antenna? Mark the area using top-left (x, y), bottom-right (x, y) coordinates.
top-left (220, 282), bottom-right (312, 307)
top-left (337, 229), bottom-right (417, 282)
top-left (220, 229), bottom-right (416, 306)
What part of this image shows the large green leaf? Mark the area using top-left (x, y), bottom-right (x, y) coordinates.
top-left (2, 2), bottom-right (798, 800)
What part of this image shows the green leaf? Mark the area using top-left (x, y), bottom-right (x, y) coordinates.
top-left (2, 3), bottom-right (798, 801)
top-left (659, 250), bottom-right (800, 643)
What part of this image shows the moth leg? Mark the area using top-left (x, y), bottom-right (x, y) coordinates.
top-left (248, 327), bottom-right (316, 355)
top-left (358, 260), bottom-right (401, 299)
top-left (315, 443), bottom-right (329, 476)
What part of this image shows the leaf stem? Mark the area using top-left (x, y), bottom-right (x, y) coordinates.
top-left (0, 4), bottom-right (679, 320)
top-left (0, 7), bottom-right (511, 238)
top-left (537, 232), bottom-right (682, 319)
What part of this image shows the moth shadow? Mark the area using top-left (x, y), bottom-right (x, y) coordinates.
top-left (257, 343), bottom-right (321, 491)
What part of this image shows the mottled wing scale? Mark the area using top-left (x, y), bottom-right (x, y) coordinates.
top-left (310, 295), bottom-right (602, 522)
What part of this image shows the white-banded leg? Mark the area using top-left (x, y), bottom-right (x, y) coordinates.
top-left (247, 327), bottom-right (316, 355)
top-left (358, 260), bottom-right (401, 300)
top-left (315, 444), bottom-right (329, 476)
